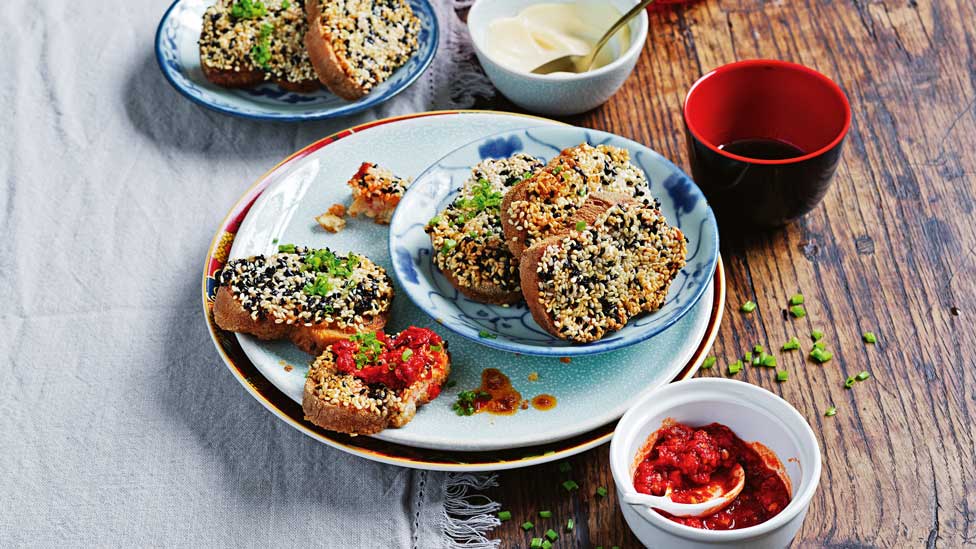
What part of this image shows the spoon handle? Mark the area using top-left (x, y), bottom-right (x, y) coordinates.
top-left (585, 0), bottom-right (656, 71)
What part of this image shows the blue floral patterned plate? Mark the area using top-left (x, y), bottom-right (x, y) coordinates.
top-left (390, 126), bottom-right (719, 356)
top-left (154, 0), bottom-right (438, 121)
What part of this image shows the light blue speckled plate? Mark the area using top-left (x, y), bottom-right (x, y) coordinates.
top-left (390, 126), bottom-right (719, 356)
top-left (155, 0), bottom-right (438, 121)
top-left (221, 111), bottom-right (716, 452)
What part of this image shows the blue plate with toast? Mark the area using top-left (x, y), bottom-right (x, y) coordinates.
top-left (389, 126), bottom-right (720, 356)
top-left (155, 0), bottom-right (438, 121)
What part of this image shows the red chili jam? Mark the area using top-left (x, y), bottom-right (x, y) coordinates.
top-left (473, 368), bottom-right (523, 415)
top-left (332, 327), bottom-right (444, 391)
top-left (633, 422), bottom-right (791, 530)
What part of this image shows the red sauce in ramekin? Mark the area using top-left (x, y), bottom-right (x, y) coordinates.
top-left (633, 421), bottom-right (792, 530)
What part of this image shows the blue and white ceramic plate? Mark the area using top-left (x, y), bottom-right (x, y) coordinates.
top-left (212, 111), bottom-right (722, 454)
top-left (389, 126), bottom-right (720, 356)
top-left (155, 0), bottom-right (438, 121)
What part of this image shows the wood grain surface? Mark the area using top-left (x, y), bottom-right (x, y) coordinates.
top-left (479, 0), bottom-right (976, 547)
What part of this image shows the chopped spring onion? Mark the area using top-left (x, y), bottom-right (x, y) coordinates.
top-left (575, 221), bottom-right (587, 231)
top-left (863, 332), bottom-right (877, 344)
top-left (401, 349), bottom-right (413, 361)
top-left (701, 356), bottom-right (717, 369)
top-left (813, 341), bottom-right (826, 351)
top-left (596, 486), bottom-right (608, 497)
top-left (741, 300), bottom-right (757, 313)
top-left (825, 406), bottom-right (837, 417)
top-left (782, 337), bottom-right (801, 351)
top-left (530, 538), bottom-right (543, 549)
top-left (811, 329), bottom-right (824, 341)
top-left (728, 360), bottom-right (743, 375)
top-left (844, 376), bottom-right (856, 389)
top-left (754, 344), bottom-right (764, 353)
top-left (542, 541), bottom-right (552, 549)
top-left (566, 519), bottom-right (575, 531)
top-left (498, 511), bottom-right (512, 522)
top-left (562, 480), bottom-right (579, 492)
top-left (856, 371), bottom-right (871, 381)
top-left (478, 330), bottom-right (496, 339)
top-left (744, 351), bottom-right (753, 362)
top-left (522, 521), bottom-right (535, 531)
top-left (545, 529), bottom-right (559, 541)
top-left (539, 510), bottom-right (552, 518)
top-left (776, 370), bottom-right (789, 382)
top-left (810, 348), bottom-right (833, 363)
top-left (790, 305), bottom-right (807, 318)
top-left (761, 354), bottom-right (777, 367)
top-left (789, 294), bottom-right (805, 306)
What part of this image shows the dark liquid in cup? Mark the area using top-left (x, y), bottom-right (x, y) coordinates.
top-left (718, 138), bottom-right (805, 160)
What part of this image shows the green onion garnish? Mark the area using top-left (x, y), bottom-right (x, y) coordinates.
top-left (752, 353), bottom-right (761, 366)
top-left (278, 243), bottom-right (297, 253)
top-left (813, 341), bottom-right (826, 351)
top-left (478, 330), bottom-right (496, 339)
top-left (825, 406), bottom-right (837, 417)
top-left (810, 348), bottom-right (833, 363)
top-left (790, 305), bottom-right (807, 318)
top-left (782, 337), bottom-right (800, 351)
top-left (575, 221), bottom-right (587, 231)
top-left (701, 356), bottom-right (716, 369)
top-left (761, 354), bottom-right (777, 367)
top-left (562, 480), bottom-right (579, 492)
top-left (530, 538), bottom-right (543, 549)
top-left (844, 376), bottom-right (856, 389)
top-left (789, 294), bottom-right (804, 306)
top-left (541, 541), bottom-right (552, 549)
top-left (545, 529), bottom-right (559, 542)
top-left (596, 486), bottom-right (608, 497)
top-left (539, 510), bottom-right (552, 518)
top-left (498, 511), bottom-right (512, 521)
top-left (740, 300), bottom-right (757, 313)
top-left (440, 238), bottom-right (457, 254)
top-left (522, 521), bottom-right (535, 531)
top-left (430, 344), bottom-right (443, 353)
top-left (401, 349), bottom-right (413, 361)
top-left (754, 344), bottom-right (764, 353)
top-left (428, 215), bottom-right (442, 225)
top-left (776, 370), bottom-right (789, 382)
top-left (566, 519), bottom-right (575, 531)
top-left (811, 329), bottom-right (824, 341)
top-left (558, 462), bottom-right (571, 473)
top-left (863, 332), bottom-right (877, 344)
top-left (744, 351), bottom-right (753, 362)
top-left (728, 360), bottom-right (743, 375)
top-left (856, 371), bottom-right (871, 381)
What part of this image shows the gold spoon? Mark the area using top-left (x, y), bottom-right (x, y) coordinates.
top-left (530, 0), bottom-right (656, 75)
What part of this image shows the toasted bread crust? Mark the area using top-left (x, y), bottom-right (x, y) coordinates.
top-left (519, 197), bottom-right (686, 342)
top-left (304, 1), bottom-right (367, 100)
top-left (443, 265), bottom-right (523, 305)
top-left (213, 286), bottom-right (388, 354)
top-left (201, 56), bottom-right (266, 88)
top-left (302, 344), bottom-right (451, 435)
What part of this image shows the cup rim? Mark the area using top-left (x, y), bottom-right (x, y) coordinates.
top-left (682, 59), bottom-right (852, 166)
top-left (609, 377), bottom-right (822, 542)
top-left (466, 0), bottom-right (649, 82)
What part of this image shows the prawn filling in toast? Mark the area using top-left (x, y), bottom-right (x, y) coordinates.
top-left (426, 154), bottom-right (545, 300)
top-left (531, 202), bottom-right (687, 343)
top-left (504, 144), bottom-right (652, 254)
top-left (303, 327), bottom-right (450, 434)
top-left (199, 0), bottom-right (318, 88)
top-left (217, 246), bottom-right (393, 328)
top-left (308, 0), bottom-right (420, 94)
top-left (346, 162), bottom-right (410, 224)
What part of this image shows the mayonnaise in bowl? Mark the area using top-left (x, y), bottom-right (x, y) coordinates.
top-left (484, 1), bottom-right (631, 75)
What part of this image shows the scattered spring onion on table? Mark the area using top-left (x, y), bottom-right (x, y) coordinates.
top-left (596, 486), bottom-right (608, 497)
top-left (701, 356), bottom-right (716, 369)
top-left (522, 521), bottom-right (534, 531)
top-left (539, 510), bottom-right (552, 518)
top-left (741, 300), bottom-right (757, 313)
top-left (790, 304), bottom-right (807, 318)
top-left (545, 529), bottom-right (559, 541)
top-left (566, 519), bottom-right (574, 531)
top-left (790, 293), bottom-right (805, 305)
top-left (863, 331), bottom-right (878, 344)
top-left (776, 370), bottom-right (789, 382)
top-left (498, 511), bottom-right (512, 522)
top-left (825, 406), bottom-right (837, 417)
top-left (782, 336), bottom-right (801, 351)
top-left (562, 480), bottom-right (579, 492)
top-left (810, 348), bottom-right (832, 363)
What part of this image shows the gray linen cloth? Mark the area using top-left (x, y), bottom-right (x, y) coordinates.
top-left (0, 1), bottom-right (500, 547)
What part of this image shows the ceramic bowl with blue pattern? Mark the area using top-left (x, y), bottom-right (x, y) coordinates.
top-left (155, 0), bottom-right (438, 121)
top-left (389, 126), bottom-right (720, 356)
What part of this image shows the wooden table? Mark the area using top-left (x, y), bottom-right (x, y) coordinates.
top-left (482, 1), bottom-right (976, 546)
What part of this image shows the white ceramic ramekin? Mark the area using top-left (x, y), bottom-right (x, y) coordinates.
top-left (466, 0), bottom-right (648, 116)
top-left (609, 378), bottom-right (822, 548)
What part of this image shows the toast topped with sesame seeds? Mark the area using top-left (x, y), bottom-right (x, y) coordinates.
top-left (304, 0), bottom-right (421, 100)
top-left (501, 143), bottom-right (653, 259)
top-left (213, 246), bottom-right (394, 355)
top-left (520, 198), bottom-right (687, 343)
top-left (425, 154), bottom-right (545, 305)
top-left (199, 0), bottom-right (321, 92)
top-left (346, 162), bottom-right (410, 225)
top-left (302, 327), bottom-right (450, 434)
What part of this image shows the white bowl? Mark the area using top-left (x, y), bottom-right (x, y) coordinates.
top-left (467, 0), bottom-right (648, 116)
top-left (609, 378), bottom-right (822, 548)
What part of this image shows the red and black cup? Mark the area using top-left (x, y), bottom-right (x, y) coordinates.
top-left (683, 60), bottom-right (852, 228)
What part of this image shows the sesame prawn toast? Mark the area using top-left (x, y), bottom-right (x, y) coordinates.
top-left (501, 143), bottom-right (652, 259)
top-left (425, 154), bottom-right (545, 304)
top-left (214, 246), bottom-right (394, 355)
top-left (304, 0), bottom-right (421, 100)
top-left (199, 0), bottom-right (321, 91)
top-left (346, 162), bottom-right (410, 225)
top-left (302, 328), bottom-right (451, 435)
top-left (520, 200), bottom-right (687, 343)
